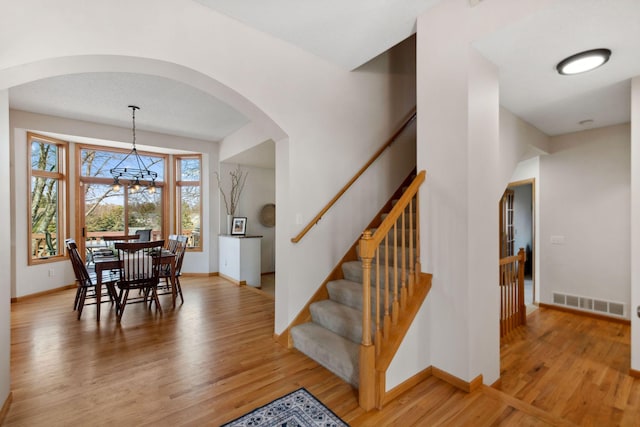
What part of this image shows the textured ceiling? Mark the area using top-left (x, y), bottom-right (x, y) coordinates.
top-left (10, 72), bottom-right (248, 142)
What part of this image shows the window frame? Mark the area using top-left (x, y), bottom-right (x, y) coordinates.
top-left (175, 154), bottom-right (203, 251)
top-left (76, 143), bottom-right (169, 247)
top-left (27, 132), bottom-right (69, 265)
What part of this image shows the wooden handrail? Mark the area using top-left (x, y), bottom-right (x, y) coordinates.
top-left (360, 170), bottom-right (426, 259)
top-left (290, 107), bottom-right (417, 243)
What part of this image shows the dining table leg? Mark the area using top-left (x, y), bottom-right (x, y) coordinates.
top-left (96, 271), bottom-right (102, 321)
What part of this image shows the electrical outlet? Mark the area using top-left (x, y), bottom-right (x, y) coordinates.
top-left (48, 269), bottom-right (55, 277)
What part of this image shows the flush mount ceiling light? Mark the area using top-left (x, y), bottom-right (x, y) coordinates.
top-left (556, 48), bottom-right (611, 75)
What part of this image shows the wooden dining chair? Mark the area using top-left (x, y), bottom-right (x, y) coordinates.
top-left (166, 234), bottom-right (179, 253)
top-left (65, 238), bottom-right (119, 320)
top-left (114, 240), bottom-right (164, 321)
top-left (160, 235), bottom-right (188, 303)
top-left (134, 229), bottom-right (152, 242)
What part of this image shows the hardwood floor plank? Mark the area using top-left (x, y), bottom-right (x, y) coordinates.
top-left (497, 307), bottom-right (640, 426)
top-left (7, 279), bottom-right (640, 426)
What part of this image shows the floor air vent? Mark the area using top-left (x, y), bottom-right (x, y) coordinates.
top-left (552, 292), bottom-right (626, 318)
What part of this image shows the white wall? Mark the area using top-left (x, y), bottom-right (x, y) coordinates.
top-left (540, 124), bottom-right (630, 313)
top-left (416, 0), bottom-right (555, 387)
top-left (218, 162), bottom-right (276, 273)
top-left (0, 90), bottom-right (11, 414)
top-left (631, 76), bottom-right (640, 369)
top-left (0, 0), bottom-right (418, 338)
top-left (499, 107), bottom-right (550, 181)
top-left (10, 110), bottom-right (217, 297)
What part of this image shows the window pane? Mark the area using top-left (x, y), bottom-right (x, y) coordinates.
top-left (31, 141), bottom-right (58, 172)
top-left (31, 176), bottom-right (59, 258)
top-left (180, 158), bottom-right (201, 181)
top-left (84, 183), bottom-right (125, 238)
top-left (180, 186), bottom-right (200, 247)
top-left (80, 148), bottom-right (165, 180)
top-left (128, 187), bottom-right (162, 241)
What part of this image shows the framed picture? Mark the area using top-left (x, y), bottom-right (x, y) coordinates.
top-left (231, 217), bottom-right (247, 235)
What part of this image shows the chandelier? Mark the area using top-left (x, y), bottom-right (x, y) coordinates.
top-left (110, 105), bottom-right (157, 194)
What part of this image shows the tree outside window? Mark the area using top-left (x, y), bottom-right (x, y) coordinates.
top-left (79, 146), bottom-right (165, 243)
top-left (176, 156), bottom-right (202, 250)
top-left (28, 133), bottom-right (68, 263)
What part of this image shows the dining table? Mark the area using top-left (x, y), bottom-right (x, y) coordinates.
top-left (85, 240), bottom-right (109, 258)
top-left (93, 249), bottom-right (178, 321)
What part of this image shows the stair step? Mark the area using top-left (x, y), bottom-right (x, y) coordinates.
top-left (327, 279), bottom-right (365, 310)
top-left (291, 322), bottom-right (360, 387)
top-left (342, 260), bottom-right (409, 287)
top-left (356, 243), bottom-right (414, 263)
top-left (310, 299), bottom-right (369, 344)
top-left (327, 279), bottom-right (388, 313)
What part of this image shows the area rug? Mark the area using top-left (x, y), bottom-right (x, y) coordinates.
top-left (220, 387), bottom-right (349, 427)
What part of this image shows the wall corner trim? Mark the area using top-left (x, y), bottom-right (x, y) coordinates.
top-left (432, 366), bottom-right (483, 393)
top-left (381, 366), bottom-right (433, 407)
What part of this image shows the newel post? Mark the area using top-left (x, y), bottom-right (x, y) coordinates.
top-left (518, 248), bottom-right (526, 325)
top-left (359, 230), bottom-right (376, 410)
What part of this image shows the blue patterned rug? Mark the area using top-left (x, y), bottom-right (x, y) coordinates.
top-left (220, 388), bottom-right (350, 427)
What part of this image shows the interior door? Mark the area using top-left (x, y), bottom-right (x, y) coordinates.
top-left (499, 189), bottom-right (515, 258)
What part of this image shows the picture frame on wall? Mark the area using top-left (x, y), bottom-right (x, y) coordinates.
top-left (231, 217), bottom-right (247, 236)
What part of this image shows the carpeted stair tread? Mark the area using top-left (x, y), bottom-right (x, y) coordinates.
top-left (327, 279), bottom-right (388, 313)
top-left (291, 322), bottom-right (360, 387)
top-left (342, 260), bottom-right (365, 283)
top-left (342, 260), bottom-right (408, 286)
top-left (355, 243), bottom-right (413, 263)
top-left (310, 299), bottom-right (368, 344)
top-left (327, 279), bottom-right (365, 310)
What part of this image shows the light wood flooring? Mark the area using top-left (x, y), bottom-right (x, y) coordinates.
top-left (4, 276), bottom-right (640, 426)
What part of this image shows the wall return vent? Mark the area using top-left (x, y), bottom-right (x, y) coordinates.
top-left (552, 292), bottom-right (626, 318)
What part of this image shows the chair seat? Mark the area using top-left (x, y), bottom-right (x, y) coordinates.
top-left (87, 270), bottom-right (120, 287)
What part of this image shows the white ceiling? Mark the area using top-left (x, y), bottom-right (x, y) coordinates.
top-left (9, 72), bottom-right (248, 142)
top-left (473, 0), bottom-right (640, 136)
top-left (194, 0), bottom-right (442, 71)
top-left (8, 0), bottom-right (640, 167)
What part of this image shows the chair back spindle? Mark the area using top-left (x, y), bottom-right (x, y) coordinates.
top-left (114, 240), bottom-right (165, 321)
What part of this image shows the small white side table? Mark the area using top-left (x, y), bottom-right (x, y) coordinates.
top-left (218, 235), bottom-right (263, 287)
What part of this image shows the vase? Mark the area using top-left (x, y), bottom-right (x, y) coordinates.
top-left (226, 214), bottom-right (233, 235)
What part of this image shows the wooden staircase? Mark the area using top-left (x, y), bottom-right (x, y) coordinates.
top-left (282, 171), bottom-right (431, 410)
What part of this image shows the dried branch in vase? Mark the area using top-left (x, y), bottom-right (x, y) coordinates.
top-left (215, 166), bottom-right (248, 216)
